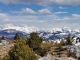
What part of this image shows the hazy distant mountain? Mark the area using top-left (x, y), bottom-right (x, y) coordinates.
top-left (0, 24), bottom-right (80, 40)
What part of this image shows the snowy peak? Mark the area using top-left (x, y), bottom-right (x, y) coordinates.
top-left (0, 24), bottom-right (80, 40)
top-left (0, 24), bottom-right (39, 34)
top-left (0, 24), bottom-right (80, 34)
top-left (41, 28), bottom-right (62, 33)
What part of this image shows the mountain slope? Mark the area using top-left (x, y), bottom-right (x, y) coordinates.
top-left (0, 24), bottom-right (80, 40)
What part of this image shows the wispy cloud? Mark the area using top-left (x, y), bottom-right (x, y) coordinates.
top-left (72, 14), bottom-right (80, 18)
top-left (0, 13), bottom-right (9, 21)
top-left (59, 6), bottom-right (67, 9)
top-left (0, 10), bottom-right (80, 28)
top-left (54, 11), bottom-right (68, 14)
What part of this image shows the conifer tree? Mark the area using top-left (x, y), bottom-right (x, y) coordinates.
top-left (14, 33), bottom-right (19, 40)
top-left (66, 35), bottom-right (73, 45)
top-left (1, 35), bottom-right (5, 40)
top-left (14, 33), bottom-right (24, 41)
top-left (3, 40), bottom-right (37, 60)
top-left (27, 32), bottom-right (42, 51)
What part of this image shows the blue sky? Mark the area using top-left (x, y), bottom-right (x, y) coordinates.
top-left (0, 0), bottom-right (80, 29)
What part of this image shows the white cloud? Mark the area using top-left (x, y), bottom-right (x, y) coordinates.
top-left (9, 15), bottom-right (46, 23)
top-left (38, 8), bottom-right (51, 14)
top-left (59, 6), bottom-right (67, 9)
top-left (0, 13), bottom-right (8, 18)
top-left (0, 11), bottom-right (80, 29)
top-left (21, 8), bottom-right (36, 14)
top-left (0, 0), bottom-right (80, 5)
top-left (0, 13), bottom-right (9, 20)
top-left (47, 21), bottom-right (80, 29)
top-left (72, 14), bottom-right (80, 18)
top-left (0, 13), bottom-right (11, 24)
top-left (54, 11), bottom-right (68, 14)
top-left (12, 8), bottom-right (51, 15)
top-left (10, 8), bottom-right (52, 15)
top-left (3, 19), bottom-right (10, 22)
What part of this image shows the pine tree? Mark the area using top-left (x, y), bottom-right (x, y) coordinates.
top-left (14, 33), bottom-right (24, 42)
top-left (14, 33), bottom-right (19, 40)
top-left (27, 32), bottom-right (42, 51)
top-left (19, 35), bottom-right (24, 40)
top-left (3, 40), bottom-right (37, 60)
top-left (66, 35), bottom-right (73, 45)
top-left (0, 35), bottom-right (5, 40)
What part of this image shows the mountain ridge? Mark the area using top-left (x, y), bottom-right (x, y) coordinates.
top-left (0, 24), bottom-right (80, 40)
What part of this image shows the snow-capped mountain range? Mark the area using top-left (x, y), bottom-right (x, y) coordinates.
top-left (0, 24), bottom-right (39, 34)
top-left (0, 24), bottom-right (80, 40)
